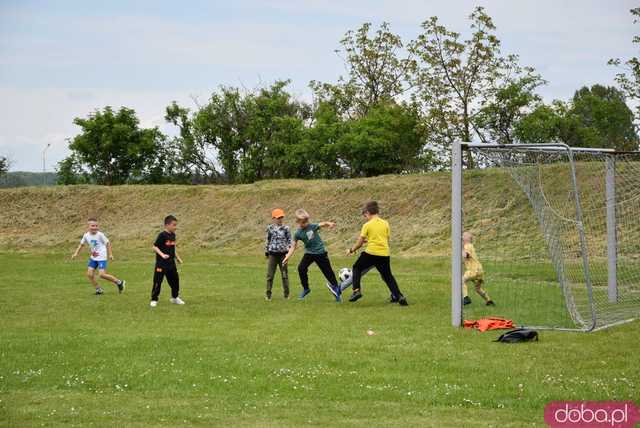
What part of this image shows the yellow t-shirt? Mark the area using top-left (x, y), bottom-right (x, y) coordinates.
top-left (464, 243), bottom-right (483, 273)
top-left (360, 216), bottom-right (390, 257)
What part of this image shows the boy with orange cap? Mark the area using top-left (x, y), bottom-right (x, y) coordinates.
top-left (264, 208), bottom-right (292, 300)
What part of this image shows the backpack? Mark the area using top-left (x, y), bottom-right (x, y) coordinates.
top-left (494, 328), bottom-right (539, 343)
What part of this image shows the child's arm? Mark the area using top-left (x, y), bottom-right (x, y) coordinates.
top-left (71, 243), bottom-right (84, 259)
top-left (318, 221), bottom-right (336, 229)
top-left (175, 246), bottom-right (183, 264)
top-left (346, 236), bottom-right (366, 255)
top-left (107, 241), bottom-right (114, 261)
top-left (282, 240), bottom-right (299, 266)
top-left (265, 228), bottom-right (271, 257)
top-left (153, 245), bottom-right (170, 260)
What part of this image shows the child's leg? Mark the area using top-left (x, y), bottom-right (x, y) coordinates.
top-left (151, 268), bottom-right (165, 302)
top-left (352, 252), bottom-right (376, 293)
top-left (266, 255), bottom-right (278, 297)
top-left (374, 256), bottom-right (403, 299)
top-left (474, 278), bottom-right (491, 302)
top-left (297, 254), bottom-right (313, 290)
top-left (315, 253), bottom-right (338, 287)
top-left (86, 267), bottom-right (99, 289)
top-left (165, 268), bottom-right (180, 299)
top-left (277, 255), bottom-right (289, 297)
top-left (98, 270), bottom-right (121, 285)
top-left (462, 271), bottom-right (472, 298)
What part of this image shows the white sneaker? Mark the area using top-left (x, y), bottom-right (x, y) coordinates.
top-left (150, 300), bottom-right (158, 308)
top-left (170, 297), bottom-right (185, 305)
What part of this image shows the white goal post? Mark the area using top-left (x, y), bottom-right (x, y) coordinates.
top-left (451, 141), bottom-right (640, 331)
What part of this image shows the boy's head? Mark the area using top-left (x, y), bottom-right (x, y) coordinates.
top-left (87, 217), bottom-right (99, 233)
top-left (164, 215), bottom-right (178, 232)
top-left (463, 231), bottom-right (473, 243)
top-left (271, 208), bottom-right (285, 225)
top-left (362, 200), bottom-right (380, 219)
top-left (295, 208), bottom-right (310, 228)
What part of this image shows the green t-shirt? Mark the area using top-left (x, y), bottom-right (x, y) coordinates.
top-left (294, 223), bottom-right (326, 254)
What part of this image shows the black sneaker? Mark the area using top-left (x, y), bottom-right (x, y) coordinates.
top-left (398, 296), bottom-right (409, 306)
top-left (463, 296), bottom-right (472, 305)
top-left (486, 300), bottom-right (495, 306)
top-left (117, 280), bottom-right (126, 294)
top-left (265, 293), bottom-right (272, 301)
top-left (389, 294), bottom-right (399, 303)
top-left (95, 288), bottom-right (104, 295)
top-left (349, 290), bottom-right (363, 302)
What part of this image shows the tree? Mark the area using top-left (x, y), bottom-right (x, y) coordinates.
top-left (514, 86), bottom-right (638, 151)
top-left (475, 74), bottom-right (543, 145)
top-left (409, 7), bottom-right (543, 167)
top-left (60, 106), bottom-right (165, 185)
top-left (609, 7), bottom-right (640, 118)
top-left (514, 101), bottom-right (576, 145)
top-left (335, 102), bottom-right (429, 177)
top-left (0, 156), bottom-right (8, 178)
top-left (569, 85), bottom-right (638, 151)
top-left (166, 80), bottom-right (312, 184)
top-left (310, 22), bottom-right (415, 119)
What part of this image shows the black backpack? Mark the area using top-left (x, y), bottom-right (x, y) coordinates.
top-left (494, 328), bottom-right (539, 343)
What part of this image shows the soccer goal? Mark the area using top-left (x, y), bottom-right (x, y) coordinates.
top-left (451, 142), bottom-right (640, 331)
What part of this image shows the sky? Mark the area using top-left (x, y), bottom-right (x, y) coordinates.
top-left (0, 0), bottom-right (637, 172)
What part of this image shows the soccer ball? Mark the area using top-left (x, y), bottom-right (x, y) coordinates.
top-left (339, 268), bottom-right (352, 283)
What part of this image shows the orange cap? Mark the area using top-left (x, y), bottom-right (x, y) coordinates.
top-left (271, 208), bottom-right (285, 219)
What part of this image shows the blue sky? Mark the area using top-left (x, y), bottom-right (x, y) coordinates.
top-left (0, 0), bottom-right (637, 171)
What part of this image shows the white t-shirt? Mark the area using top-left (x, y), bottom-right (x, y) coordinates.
top-left (81, 231), bottom-right (109, 261)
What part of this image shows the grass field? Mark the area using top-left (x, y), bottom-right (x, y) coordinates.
top-left (1, 251), bottom-right (638, 427)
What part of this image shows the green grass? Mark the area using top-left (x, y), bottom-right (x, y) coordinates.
top-left (1, 252), bottom-right (638, 427)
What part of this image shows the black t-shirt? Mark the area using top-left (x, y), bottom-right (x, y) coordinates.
top-left (154, 231), bottom-right (177, 268)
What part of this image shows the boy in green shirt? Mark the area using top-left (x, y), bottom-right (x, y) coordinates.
top-left (283, 209), bottom-right (341, 301)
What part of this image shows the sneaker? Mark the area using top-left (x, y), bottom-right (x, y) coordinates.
top-left (265, 294), bottom-right (272, 301)
top-left (463, 296), bottom-right (472, 305)
top-left (325, 282), bottom-right (338, 297)
top-left (170, 297), bottom-right (186, 305)
top-left (117, 280), bottom-right (126, 294)
top-left (389, 294), bottom-right (399, 303)
top-left (398, 296), bottom-right (409, 306)
top-left (326, 283), bottom-right (341, 302)
top-left (95, 287), bottom-right (104, 295)
top-left (349, 290), bottom-right (363, 302)
top-left (284, 293), bottom-right (290, 300)
top-left (150, 300), bottom-right (158, 308)
top-left (299, 288), bottom-right (311, 299)
top-left (486, 300), bottom-right (495, 306)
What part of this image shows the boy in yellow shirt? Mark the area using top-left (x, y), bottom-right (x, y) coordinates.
top-left (346, 201), bottom-right (408, 306)
top-left (463, 231), bottom-right (494, 306)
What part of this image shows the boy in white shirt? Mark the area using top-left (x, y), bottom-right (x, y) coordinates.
top-left (72, 218), bottom-right (126, 295)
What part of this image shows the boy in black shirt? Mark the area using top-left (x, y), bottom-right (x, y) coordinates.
top-left (150, 215), bottom-right (184, 307)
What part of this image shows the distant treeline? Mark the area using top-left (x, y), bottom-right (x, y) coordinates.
top-left (0, 172), bottom-right (58, 188)
top-left (3, 7), bottom-right (637, 186)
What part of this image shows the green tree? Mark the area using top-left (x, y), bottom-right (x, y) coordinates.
top-left (166, 81), bottom-right (311, 183)
top-left (310, 22), bottom-right (415, 118)
top-left (335, 102), bottom-right (428, 177)
top-left (476, 75), bottom-right (544, 144)
top-left (514, 86), bottom-right (638, 151)
top-left (0, 156), bottom-right (8, 178)
top-left (609, 7), bottom-right (640, 118)
top-left (409, 7), bottom-right (543, 167)
top-left (56, 154), bottom-right (88, 185)
top-left (570, 85), bottom-right (638, 150)
top-left (61, 107), bottom-right (165, 185)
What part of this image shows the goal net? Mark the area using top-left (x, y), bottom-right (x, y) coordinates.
top-left (451, 143), bottom-right (640, 331)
